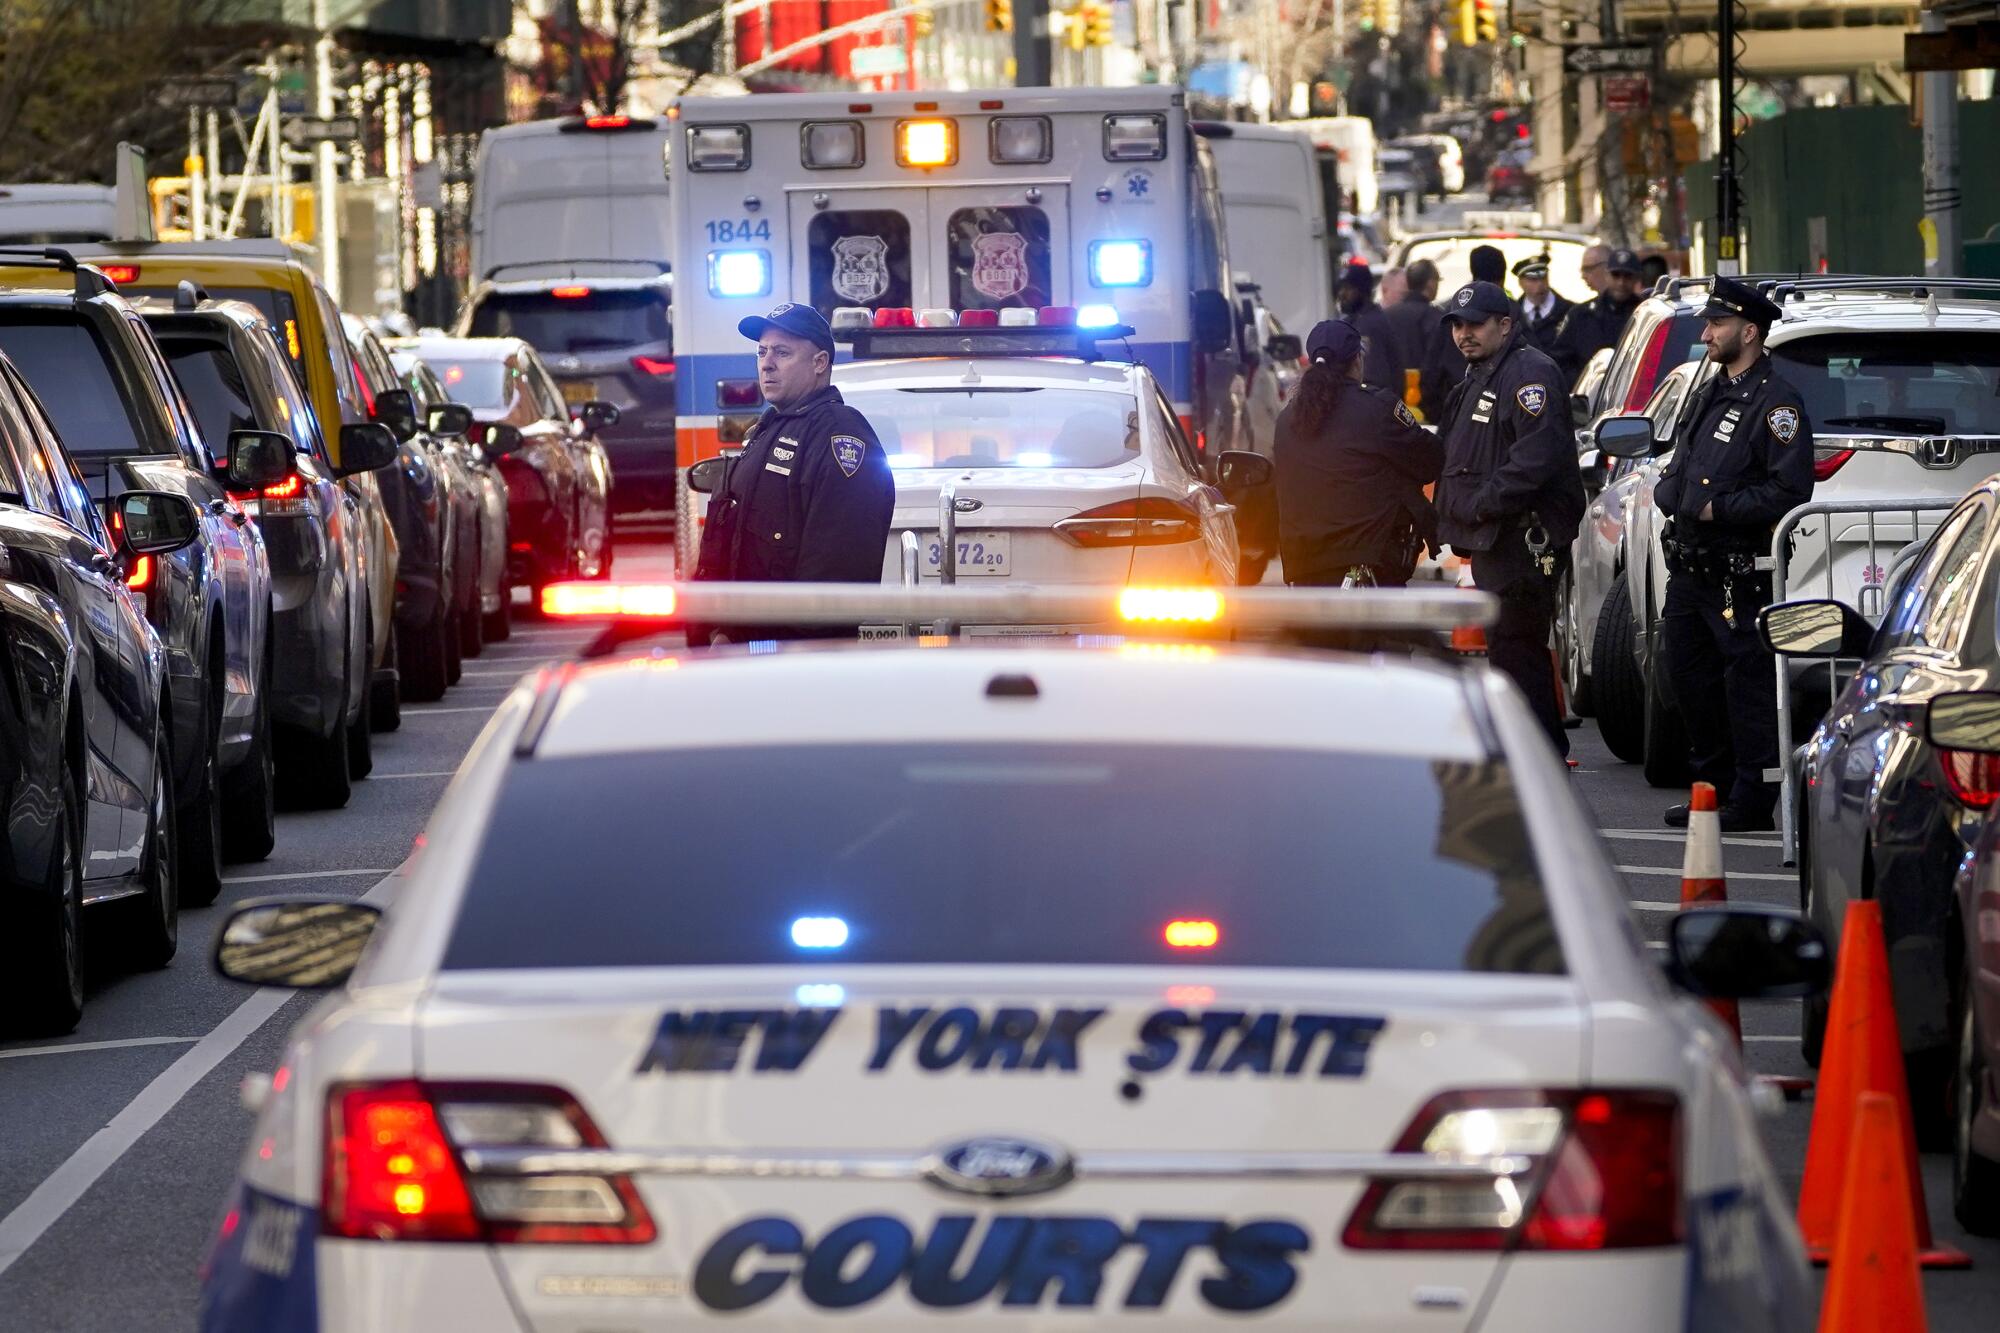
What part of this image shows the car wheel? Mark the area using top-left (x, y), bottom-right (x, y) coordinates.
top-left (402, 602), bottom-right (452, 703)
top-left (1953, 990), bottom-right (2000, 1235)
top-left (346, 650), bottom-right (374, 781)
top-left (281, 713), bottom-right (353, 810)
top-left (123, 724), bottom-right (179, 970)
top-left (217, 644), bottom-right (276, 871)
top-left (1798, 818), bottom-right (1828, 1067)
top-left (459, 591), bottom-right (485, 659)
top-left (1557, 570), bottom-right (1593, 717)
top-left (1641, 637), bottom-right (1691, 788)
top-left (484, 577), bottom-right (512, 643)
top-left (1591, 578), bottom-right (1645, 762)
top-left (444, 597), bottom-right (464, 686)
top-left (176, 670), bottom-right (225, 907)
top-left (370, 624), bottom-right (401, 733)
top-left (3, 762), bottom-right (86, 1036)
top-left (590, 521), bottom-right (615, 580)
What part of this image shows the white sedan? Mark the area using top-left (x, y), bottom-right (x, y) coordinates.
top-left (199, 584), bottom-right (1819, 1332)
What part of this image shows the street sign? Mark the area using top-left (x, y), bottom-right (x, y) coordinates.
top-left (1563, 43), bottom-right (1651, 76)
top-left (846, 43), bottom-right (907, 78)
top-left (156, 77), bottom-right (237, 110)
top-left (1603, 75), bottom-right (1650, 114)
top-left (281, 116), bottom-right (362, 148)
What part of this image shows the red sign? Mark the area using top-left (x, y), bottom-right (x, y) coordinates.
top-left (1603, 75), bottom-right (1650, 114)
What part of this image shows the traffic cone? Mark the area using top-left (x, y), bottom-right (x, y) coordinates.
top-left (1796, 900), bottom-right (1971, 1268)
top-left (1679, 783), bottom-right (1741, 1041)
top-left (1817, 1091), bottom-right (1928, 1332)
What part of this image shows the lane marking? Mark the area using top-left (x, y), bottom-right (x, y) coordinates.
top-left (1628, 900), bottom-right (1679, 913)
top-left (399, 706), bottom-right (498, 716)
top-left (222, 867), bottom-right (394, 885)
top-left (1616, 864), bottom-right (1793, 883)
top-left (1603, 828), bottom-right (1782, 849)
top-left (0, 1036), bottom-right (197, 1061)
top-left (369, 771), bottom-right (456, 780)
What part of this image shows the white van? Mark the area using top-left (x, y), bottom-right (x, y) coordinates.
top-left (1291, 116), bottom-right (1378, 219)
top-left (1196, 122), bottom-right (1331, 336)
top-left (0, 184), bottom-right (116, 244)
top-left (469, 114), bottom-right (672, 279)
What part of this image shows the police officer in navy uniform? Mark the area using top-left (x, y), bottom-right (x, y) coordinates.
top-left (1273, 319), bottom-right (1440, 589)
top-left (1655, 277), bottom-right (1814, 831)
top-left (1513, 253), bottom-right (1573, 357)
top-left (1436, 281), bottom-right (1586, 760)
top-left (690, 303), bottom-right (895, 642)
top-left (1552, 246), bottom-right (1645, 384)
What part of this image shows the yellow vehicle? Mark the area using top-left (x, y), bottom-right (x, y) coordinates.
top-left (53, 242), bottom-right (405, 726)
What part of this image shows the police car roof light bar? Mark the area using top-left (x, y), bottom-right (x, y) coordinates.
top-left (837, 323), bottom-right (1138, 361)
top-left (0, 245), bottom-right (116, 299)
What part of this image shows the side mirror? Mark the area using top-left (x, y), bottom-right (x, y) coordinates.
top-left (1757, 598), bottom-right (1874, 658)
top-left (1667, 905), bottom-right (1829, 1001)
top-left (578, 401), bottom-right (622, 433)
top-left (335, 422), bottom-right (400, 477)
top-left (213, 897), bottom-right (382, 989)
top-left (1193, 289), bottom-right (1234, 354)
top-left (224, 429), bottom-right (295, 492)
top-left (467, 420), bottom-right (525, 459)
top-left (1215, 449), bottom-right (1274, 494)
top-left (427, 402), bottom-right (474, 437)
top-left (1265, 333), bottom-right (1303, 363)
top-left (1926, 691), bottom-right (2000, 753)
top-left (687, 456), bottom-right (730, 494)
top-left (373, 386), bottom-right (419, 442)
top-left (114, 491), bottom-right (201, 555)
top-left (1594, 415), bottom-right (1656, 459)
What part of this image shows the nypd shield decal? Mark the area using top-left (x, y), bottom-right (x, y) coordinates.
top-left (1394, 401), bottom-right (1418, 427)
top-left (1767, 406), bottom-right (1800, 443)
top-left (1516, 384), bottom-right (1547, 417)
top-left (831, 435), bottom-right (866, 478)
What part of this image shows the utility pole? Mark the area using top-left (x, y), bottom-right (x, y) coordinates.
top-left (1714, 0), bottom-right (1740, 275)
top-left (1014, 0), bottom-right (1052, 85)
top-left (1920, 7), bottom-right (1961, 276)
top-left (313, 0), bottom-right (343, 303)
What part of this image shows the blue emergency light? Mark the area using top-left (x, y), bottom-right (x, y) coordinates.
top-left (708, 249), bottom-right (771, 298)
top-left (1076, 304), bottom-right (1121, 328)
top-left (1090, 239), bottom-right (1152, 288)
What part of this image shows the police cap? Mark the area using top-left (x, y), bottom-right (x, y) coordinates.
top-left (1442, 281), bottom-right (1513, 323)
top-left (1305, 319), bottom-right (1363, 364)
top-left (1337, 261), bottom-right (1376, 294)
top-left (1697, 275), bottom-right (1782, 330)
top-left (1606, 248), bottom-right (1642, 276)
top-left (739, 302), bottom-right (835, 354)
top-left (1511, 253), bottom-right (1551, 280)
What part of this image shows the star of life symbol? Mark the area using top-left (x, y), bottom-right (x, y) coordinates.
top-left (831, 235), bottom-right (889, 303)
top-left (1123, 168), bottom-right (1152, 198)
top-left (970, 232), bottom-right (1030, 301)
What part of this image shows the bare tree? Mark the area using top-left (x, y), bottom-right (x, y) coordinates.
top-left (521, 0), bottom-right (657, 115)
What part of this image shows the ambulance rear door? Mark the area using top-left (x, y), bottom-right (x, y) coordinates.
top-left (787, 187), bottom-right (933, 317)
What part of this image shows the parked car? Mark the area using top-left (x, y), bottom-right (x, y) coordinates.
top-left (0, 350), bottom-right (199, 1033)
top-left (1392, 132), bottom-right (1466, 197)
top-left (0, 249), bottom-right (280, 904)
top-left (140, 287), bottom-right (398, 806)
top-left (402, 334), bottom-right (614, 607)
top-left (1484, 144), bottom-right (1535, 205)
top-left (392, 350), bottom-right (512, 648)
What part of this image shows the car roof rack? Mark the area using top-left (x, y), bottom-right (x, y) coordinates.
top-left (1660, 272), bottom-right (1861, 301)
top-left (838, 323), bottom-right (1138, 362)
top-left (1764, 275), bottom-right (2000, 302)
top-left (0, 245), bottom-right (117, 299)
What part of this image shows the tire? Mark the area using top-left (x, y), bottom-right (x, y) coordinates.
top-left (1952, 990), bottom-right (2000, 1236)
top-left (217, 644), bottom-right (276, 872)
top-left (370, 625), bottom-right (401, 733)
top-left (1641, 639), bottom-right (1692, 789)
top-left (590, 520), bottom-right (615, 580)
top-left (458, 590), bottom-right (485, 660)
top-left (281, 714), bottom-right (353, 810)
top-left (1592, 578), bottom-right (1646, 762)
top-left (484, 579), bottom-right (512, 643)
top-left (444, 599), bottom-right (464, 686)
top-left (346, 656), bottom-right (374, 781)
top-left (1799, 820), bottom-right (1828, 1067)
top-left (3, 762), bottom-right (85, 1036)
top-left (175, 667), bottom-right (224, 908)
top-left (401, 602), bottom-right (452, 703)
top-left (1557, 570), bottom-right (1594, 717)
top-left (122, 724), bottom-right (178, 970)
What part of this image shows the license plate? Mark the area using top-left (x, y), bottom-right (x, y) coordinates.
top-left (561, 379), bottom-right (598, 407)
top-left (925, 531), bottom-right (1010, 577)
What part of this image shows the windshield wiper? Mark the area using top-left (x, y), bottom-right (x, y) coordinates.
top-left (1821, 414), bottom-right (1949, 434)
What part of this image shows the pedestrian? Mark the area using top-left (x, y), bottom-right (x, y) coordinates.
top-left (1469, 244), bottom-right (1510, 295)
top-left (1551, 246), bottom-right (1645, 384)
top-left (1335, 261), bottom-right (1401, 392)
top-left (1435, 281), bottom-right (1585, 759)
top-left (1274, 319), bottom-right (1441, 590)
top-left (689, 301), bottom-right (895, 643)
top-left (1378, 265), bottom-right (1408, 308)
top-left (1578, 243), bottom-right (1611, 296)
top-left (1639, 252), bottom-right (1670, 290)
top-left (1385, 258), bottom-right (1447, 415)
top-left (1512, 253), bottom-right (1573, 357)
top-left (1654, 277), bottom-right (1814, 832)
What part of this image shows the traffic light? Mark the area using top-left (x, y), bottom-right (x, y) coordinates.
top-left (1456, 0), bottom-right (1477, 46)
top-left (1355, 0), bottom-right (1379, 30)
top-left (1084, 0), bottom-right (1112, 46)
top-left (1066, 2), bottom-right (1086, 51)
top-left (913, 2), bottom-right (934, 37)
top-left (1474, 0), bottom-right (1497, 42)
top-left (984, 0), bottom-right (1011, 33)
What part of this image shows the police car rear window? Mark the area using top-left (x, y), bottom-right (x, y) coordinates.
top-left (441, 744), bottom-right (1566, 975)
top-left (0, 314), bottom-right (153, 456)
top-left (842, 387), bottom-right (1140, 470)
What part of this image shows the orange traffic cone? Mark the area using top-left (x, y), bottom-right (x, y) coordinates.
top-left (1679, 783), bottom-right (1742, 1040)
top-left (1818, 1091), bottom-right (1929, 1332)
top-left (1796, 900), bottom-right (1970, 1268)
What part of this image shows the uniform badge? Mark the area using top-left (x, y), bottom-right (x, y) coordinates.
top-left (831, 236), bottom-right (889, 303)
top-left (1516, 384), bottom-right (1547, 416)
top-left (771, 446), bottom-right (795, 461)
top-left (1455, 288), bottom-right (1473, 308)
top-left (1767, 406), bottom-right (1800, 443)
top-left (1394, 401), bottom-right (1418, 427)
top-left (831, 435), bottom-right (866, 478)
top-left (969, 232), bottom-right (1030, 301)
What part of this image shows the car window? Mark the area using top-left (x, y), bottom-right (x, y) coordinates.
top-left (1, 368), bottom-right (97, 536)
top-left (527, 358), bottom-right (569, 420)
top-left (155, 331), bottom-right (262, 457)
top-left (427, 358), bottom-right (512, 409)
top-left (465, 287), bottom-right (670, 352)
top-left (256, 326), bottom-right (331, 467)
top-left (837, 386), bottom-right (1140, 470)
top-left (0, 378), bottom-right (41, 506)
top-left (1395, 236), bottom-right (1590, 298)
top-left (1879, 499), bottom-right (1991, 653)
top-left (0, 313), bottom-right (156, 456)
top-left (442, 745), bottom-right (1565, 976)
top-left (314, 286), bottom-right (367, 424)
top-left (1774, 332), bottom-right (2000, 436)
top-left (130, 316), bottom-right (213, 468)
top-left (1154, 388), bottom-right (1202, 476)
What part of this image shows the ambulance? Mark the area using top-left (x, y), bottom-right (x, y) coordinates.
top-left (664, 86), bottom-right (1248, 571)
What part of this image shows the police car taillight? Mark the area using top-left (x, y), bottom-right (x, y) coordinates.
top-left (1342, 1089), bottom-right (1681, 1252)
top-left (1055, 497), bottom-right (1202, 548)
top-left (323, 1081), bottom-right (656, 1245)
top-left (686, 123), bottom-right (750, 171)
top-left (1102, 113), bottom-right (1167, 161)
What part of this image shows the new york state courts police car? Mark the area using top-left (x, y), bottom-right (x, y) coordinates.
top-left (200, 585), bottom-right (1819, 1332)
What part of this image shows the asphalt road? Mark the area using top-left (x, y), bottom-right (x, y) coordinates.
top-left (1, 543), bottom-right (1994, 1328)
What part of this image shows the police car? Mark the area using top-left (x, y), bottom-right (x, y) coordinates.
top-left (827, 311), bottom-right (1266, 600)
top-left (199, 583), bottom-right (1822, 1332)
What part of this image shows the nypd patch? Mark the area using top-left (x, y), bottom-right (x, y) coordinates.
top-left (1516, 384), bottom-right (1547, 417)
top-left (831, 435), bottom-right (866, 478)
top-left (1394, 401), bottom-right (1419, 427)
top-left (1767, 406), bottom-right (1800, 444)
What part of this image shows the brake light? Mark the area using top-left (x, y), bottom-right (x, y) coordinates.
top-left (550, 285), bottom-right (592, 299)
top-left (631, 354), bottom-right (675, 376)
top-left (1940, 748), bottom-right (2000, 808)
top-left (99, 263), bottom-right (140, 285)
top-left (1621, 320), bottom-right (1673, 413)
top-left (1813, 447), bottom-right (1855, 481)
top-left (1342, 1089), bottom-right (1681, 1252)
top-left (716, 378), bottom-right (761, 408)
top-left (585, 115), bottom-right (631, 130)
top-left (126, 554), bottom-right (154, 590)
top-left (324, 1081), bottom-right (655, 1245)
top-left (1054, 497), bottom-right (1202, 548)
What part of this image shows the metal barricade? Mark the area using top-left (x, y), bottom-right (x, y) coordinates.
top-left (1772, 496), bottom-right (1958, 862)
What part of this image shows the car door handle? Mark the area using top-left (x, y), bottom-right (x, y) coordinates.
top-left (88, 551), bottom-right (117, 576)
top-left (1834, 715), bottom-right (1855, 738)
top-left (1212, 503), bottom-right (1237, 517)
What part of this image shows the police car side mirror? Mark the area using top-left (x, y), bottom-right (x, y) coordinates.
top-left (214, 897), bottom-right (383, 989)
top-left (1757, 598), bottom-right (1873, 658)
top-left (1215, 450), bottom-right (1274, 494)
top-left (1265, 333), bottom-right (1303, 363)
top-left (1193, 290), bottom-right (1234, 354)
top-left (1926, 691), bottom-right (2000, 753)
top-left (687, 456), bottom-right (729, 494)
top-left (1594, 415), bottom-right (1654, 459)
top-left (1666, 905), bottom-right (1828, 1001)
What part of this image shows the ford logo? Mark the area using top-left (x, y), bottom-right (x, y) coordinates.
top-left (925, 1136), bottom-right (1073, 1197)
top-left (952, 496), bottom-right (983, 513)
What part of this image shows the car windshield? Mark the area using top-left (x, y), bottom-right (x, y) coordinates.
top-left (465, 288), bottom-right (669, 353)
top-left (423, 358), bottom-right (513, 409)
top-left (1774, 332), bottom-right (2000, 436)
top-left (441, 744), bottom-right (1565, 975)
top-left (1399, 236), bottom-right (1591, 299)
top-left (838, 386), bottom-right (1141, 470)
top-left (0, 314), bottom-right (153, 455)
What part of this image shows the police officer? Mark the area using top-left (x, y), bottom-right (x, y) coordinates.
top-left (1273, 320), bottom-right (1441, 589)
top-left (1336, 261), bottom-right (1402, 392)
top-left (1654, 277), bottom-right (1814, 831)
top-left (1513, 253), bottom-right (1573, 357)
top-left (1436, 281), bottom-right (1586, 759)
top-left (690, 302), bottom-right (895, 641)
top-left (1551, 246), bottom-right (1644, 384)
